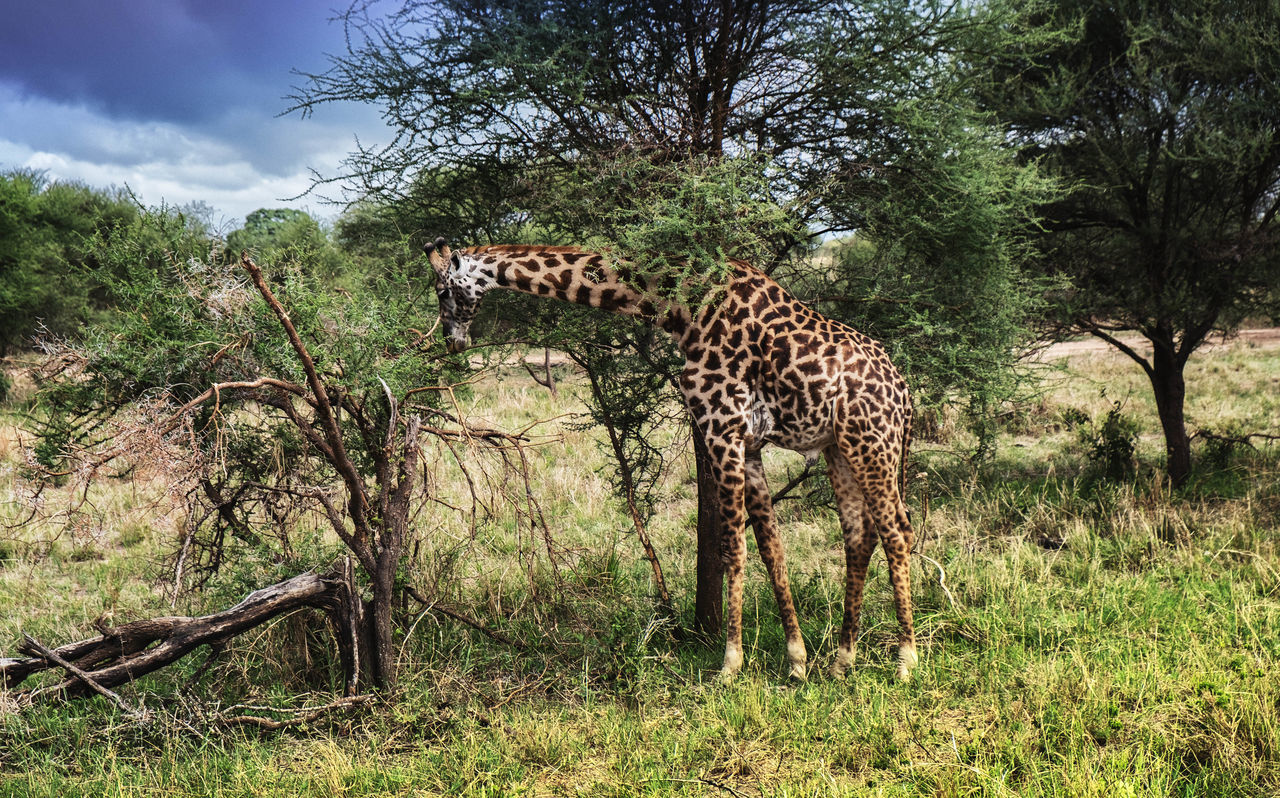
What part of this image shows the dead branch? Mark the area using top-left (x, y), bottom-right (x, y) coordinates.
top-left (2, 565), bottom-right (359, 704)
top-left (770, 464), bottom-right (818, 504)
top-left (240, 252), bottom-right (375, 547)
top-left (19, 635), bottom-right (144, 719)
top-left (1191, 429), bottom-right (1280, 449)
top-left (522, 348), bottom-right (559, 396)
top-left (219, 694), bottom-right (375, 730)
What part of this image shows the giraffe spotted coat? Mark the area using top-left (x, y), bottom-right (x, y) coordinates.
top-left (427, 241), bottom-right (918, 681)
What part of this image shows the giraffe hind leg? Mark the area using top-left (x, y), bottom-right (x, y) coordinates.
top-left (887, 497), bottom-right (918, 680)
top-left (833, 440), bottom-right (918, 681)
top-left (870, 476), bottom-right (917, 681)
top-left (824, 445), bottom-right (876, 678)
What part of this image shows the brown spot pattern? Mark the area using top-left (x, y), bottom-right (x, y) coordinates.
top-left (454, 244), bottom-right (917, 681)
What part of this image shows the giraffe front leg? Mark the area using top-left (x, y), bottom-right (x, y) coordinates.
top-left (703, 436), bottom-right (749, 682)
top-left (682, 377), bottom-right (752, 682)
top-left (718, 478), bottom-right (748, 681)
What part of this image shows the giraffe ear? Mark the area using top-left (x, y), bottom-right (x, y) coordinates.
top-left (424, 237), bottom-right (450, 281)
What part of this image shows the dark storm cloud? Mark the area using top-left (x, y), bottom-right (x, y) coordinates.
top-left (0, 0), bottom-right (342, 127)
top-left (0, 1), bottom-right (388, 220)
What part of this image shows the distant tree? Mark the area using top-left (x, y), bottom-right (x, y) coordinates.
top-left (227, 207), bottom-right (350, 284)
top-left (0, 170), bottom-right (136, 355)
top-left (292, 0), bottom-right (1049, 631)
top-left (983, 0), bottom-right (1280, 486)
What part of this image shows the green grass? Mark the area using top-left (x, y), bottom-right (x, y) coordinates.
top-left (2, 340), bottom-right (1279, 796)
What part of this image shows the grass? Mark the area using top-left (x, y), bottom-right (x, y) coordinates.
top-left (2, 339), bottom-right (1279, 796)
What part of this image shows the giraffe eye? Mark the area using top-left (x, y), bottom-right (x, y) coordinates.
top-left (436, 286), bottom-right (456, 314)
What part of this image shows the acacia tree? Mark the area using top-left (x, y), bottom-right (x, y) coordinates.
top-left (30, 208), bottom-right (530, 693)
top-left (983, 0), bottom-right (1280, 486)
top-left (292, 0), bottom-right (1048, 631)
top-left (0, 170), bottom-right (136, 356)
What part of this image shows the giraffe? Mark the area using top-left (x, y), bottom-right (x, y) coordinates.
top-left (425, 238), bottom-right (917, 681)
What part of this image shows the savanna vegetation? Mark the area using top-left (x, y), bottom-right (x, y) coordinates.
top-left (2, 329), bottom-right (1278, 795)
top-left (1, 0), bottom-right (1278, 795)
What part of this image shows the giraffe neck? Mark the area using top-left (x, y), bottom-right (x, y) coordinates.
top-left (469, 245), bottom-right (696, 341)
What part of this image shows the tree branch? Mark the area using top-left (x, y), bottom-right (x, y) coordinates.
top-left (240, 253), bottom-right (375, 545)
top-left (1082, 325), bottom-right (1155, 380)
top-left (20, 635), bottom-right (144, 719)
top-left (405, 585), bottom-right (526, 649)
top-left (3, 568), bottom-right (356, 701)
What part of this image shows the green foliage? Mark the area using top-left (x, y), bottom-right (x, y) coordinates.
top-left (981, 0), bottom-right (1280, 482)
top-left (59, 207), bottom-right (440, 408)
top-left (226, 207), bottom-right (351, 285)
top-left (1078, 403), bottom-right (1141, 484)
top-left (35, 207), bottom-right (452, 582)
top-left (0, 170), bottom-right (137, 353)
top-left (571, 154), bottom-right (805, 309)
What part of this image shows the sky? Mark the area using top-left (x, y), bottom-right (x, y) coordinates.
top-left (0, 0), bottom-right (389, 230)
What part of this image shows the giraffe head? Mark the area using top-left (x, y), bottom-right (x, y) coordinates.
top-left (424, 237), bottom-right (496, 353)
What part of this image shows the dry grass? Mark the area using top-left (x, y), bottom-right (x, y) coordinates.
top-left (1, 335), bottom-right (1278, 796)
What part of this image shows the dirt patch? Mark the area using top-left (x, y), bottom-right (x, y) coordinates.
top-left (1040, 327), bottom-right (1280, 360)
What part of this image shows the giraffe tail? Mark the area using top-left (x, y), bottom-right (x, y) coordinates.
top-left (898, 402), bottom-right (913, 504)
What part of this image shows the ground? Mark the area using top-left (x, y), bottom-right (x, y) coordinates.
top-left (1, 331), bottom-right (1278, 796)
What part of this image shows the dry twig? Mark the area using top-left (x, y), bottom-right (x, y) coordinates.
top-left (405, 585), bottom-right (527, 650)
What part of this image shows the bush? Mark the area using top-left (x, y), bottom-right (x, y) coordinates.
top-left (1079, 402), bottom-right (1140, 484)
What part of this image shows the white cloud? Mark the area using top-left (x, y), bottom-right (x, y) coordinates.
top-left (0, 81), bottom-right (386, 225)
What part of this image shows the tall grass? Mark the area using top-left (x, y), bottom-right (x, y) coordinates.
top-left (1, 340), bottom-right (1278, 796)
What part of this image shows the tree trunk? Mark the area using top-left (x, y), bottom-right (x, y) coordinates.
top-left (692, 428), bottom-right (724, 637)
top-left (1149, 341), bottom-right (1192, 488)
top-left (369, 550), bottom-right (398, 689)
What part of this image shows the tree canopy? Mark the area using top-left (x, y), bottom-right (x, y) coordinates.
top-left (0, 170), bottom-right (136, 356)
top-left (294, 0), bottom-right (1051, 417)
top-left (983, 0), bottom-right (1280, 485)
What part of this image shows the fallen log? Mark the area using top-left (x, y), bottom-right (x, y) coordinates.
top-left (1, 562), bottom-right (362, 705)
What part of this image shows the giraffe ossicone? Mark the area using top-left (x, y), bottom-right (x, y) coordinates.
top-left (425, 240), bottom-right (918, 682)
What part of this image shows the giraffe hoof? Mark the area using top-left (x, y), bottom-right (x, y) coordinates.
top-left (787, 640), bottom-right (808, 681)
top-left (717, 644), bottom-right (743, 683)
top-left (895, 643), bottom-right (919, 682)
top-left (828, 645), bottom-right (855, 679)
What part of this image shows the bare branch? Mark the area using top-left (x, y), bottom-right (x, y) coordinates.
top-left (3, 568), bottom-right (355, 701)
top-left (20, 635), bottom-right (144, 719)
top-left (219, 695), bottom-right (375, 729)
top-left (239, 253), bottom-right (374, 531)
top-left (405, 585), bottom-right (526, 650)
